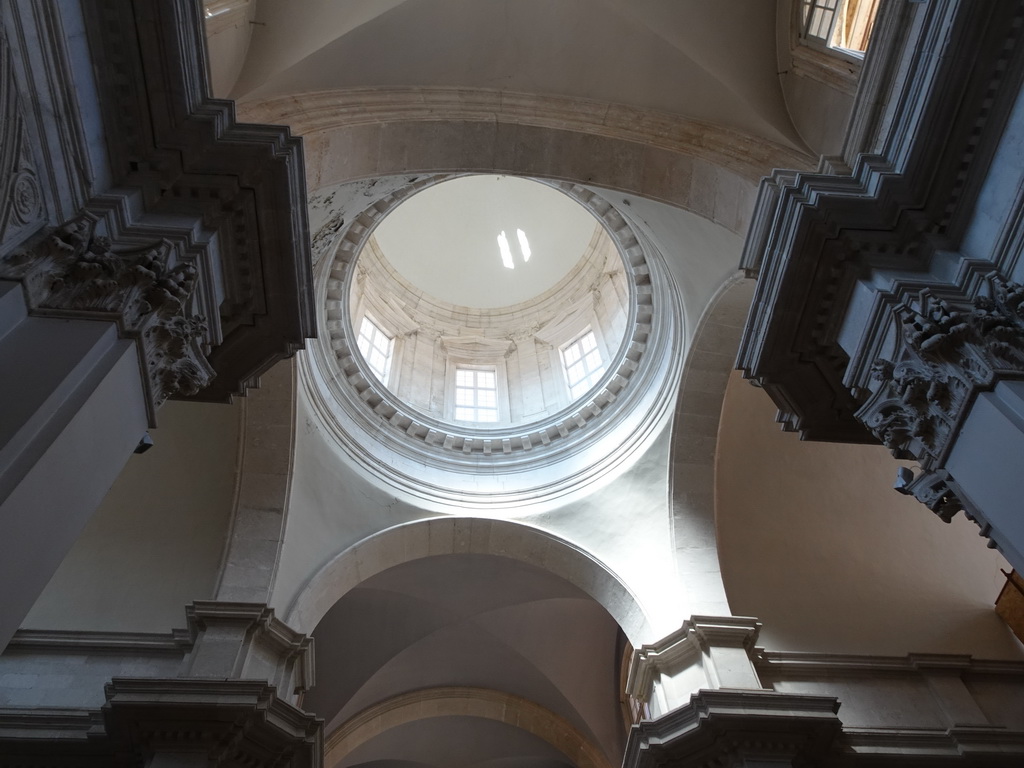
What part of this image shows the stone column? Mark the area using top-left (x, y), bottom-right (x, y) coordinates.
top-left (181, 601), bottom-right (314, 707)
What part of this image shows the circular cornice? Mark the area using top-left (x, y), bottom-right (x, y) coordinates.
top-left (301, 173), bottom-right (684, 511)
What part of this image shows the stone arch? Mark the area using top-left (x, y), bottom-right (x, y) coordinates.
top-left (214, 357), bottom-right (297, 604)
top-left (283, 517), bottom-right (655, 645)
top-left (668, 275), bottom-right (757, 618)
top-left (237, 87), bottom-right (814, 236)
top-left (325, 687), bottom-right (614, 768)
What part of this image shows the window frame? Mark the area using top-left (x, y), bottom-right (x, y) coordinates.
top-left (451, 364), bottom-right (502, 424)
top-left (356, 314), bottom-right (395, 385)
top-left (559, 328), bottom-right (608, 402)
top-left (797, 0), bottom-right (879, 59)
top-left (444, 359), bottom-right (511, 426)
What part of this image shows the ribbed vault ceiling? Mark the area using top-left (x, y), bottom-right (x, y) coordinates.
top-left (306, 554), bottom-right (625, 768)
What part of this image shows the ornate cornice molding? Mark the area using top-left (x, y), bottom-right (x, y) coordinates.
top-left (73, 0), bottom-right (315, 402)
top-left (103, 678), bottom-right (322, 768)
top-left (184, 601), bottom-right (315, 701)
top-left (625, 616), bottom-right (762, 708)
top-left (754, 648), bottom-right (1024, 678)
top-left (622, 689), bottom-right (841, 768)
top-left (788, 41), bottom-right (862, 97)
top-left (0, 679), bottom-right (323, 768)
top-left (6, 627), bottom-right (191, 655)
top-left (238, 86), bottom-right (814, 183)
top-left (738, 0), bottom-right (1024, 442)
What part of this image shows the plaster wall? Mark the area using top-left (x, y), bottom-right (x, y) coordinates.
top-left (716, 370), bottom-right (1023, 659)
top-left (779, 71), bottom-right (856, 156)
top-left (205, 5), bottom-right (255, 98)
top-left (269, 382), bottom-right (431, 617)
top-left (23, 400), bottom-right (243, 633)
top-left (529, 421), bottom-right (681, 637)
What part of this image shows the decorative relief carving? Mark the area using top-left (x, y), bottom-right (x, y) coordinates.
top-left (893, 466), bottom-right (963, 524)
top-left (1, 31), bottom-right (45, 250)
top-left (857, 276), bottom-right (1024, 520)
top-left (0, 214), bottom-right (215, 410)
top-left (508, 326), bottom-right (542, 346)
top-left (860, 354), bottom-right (958, 462)
top-left (10, 170), bottom-right (41, 224)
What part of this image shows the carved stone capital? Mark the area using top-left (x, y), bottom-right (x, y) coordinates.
top-left (858, 278), bottom-right (1024, 462)
top-left (508, 325), bottom-right (542, 345)
top-left (857, 277), bottom-right (1024, 523)
top-left (0, 214), bottom-right (215, 417)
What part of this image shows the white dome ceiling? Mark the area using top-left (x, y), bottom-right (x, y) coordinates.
top-left (372, 175), bottom-right (598, 308)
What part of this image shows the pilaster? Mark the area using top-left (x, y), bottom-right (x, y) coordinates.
top-left (625, 616), bottom-right (764, 720)
top-left (182, 601), bottom-right (314, 707)
top-left (623, 618), bottom-right (845, 767)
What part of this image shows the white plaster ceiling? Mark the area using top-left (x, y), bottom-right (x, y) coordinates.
top-left (221, 0), bottom-right (804, 149)
top-left (306, 554), bottom-right (625, 768)
top-left (372, 176), bottom-right (598, 308)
